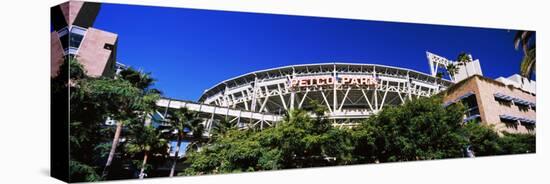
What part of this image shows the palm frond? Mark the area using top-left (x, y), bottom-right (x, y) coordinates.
top-left (520, 47), bottom-right (536, 78)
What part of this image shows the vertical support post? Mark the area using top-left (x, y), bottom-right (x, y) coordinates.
top-left (290, 67), bottom-right (296, 110)
top-left (230, 93), bottom-right (237, 108)
top-left (407, 71), bottom-right (412, 100)
top-left (209, 106), bottom-right (216, 133)
top-left (290, 92), bottom-right (295, 110)
top-left (163, 99), bottom-right (171, 119)
top-left (237, 110), bottom-right (242, 128)
top-left (374, 87), bottom-right (378, 111)
top-left (380, 82), bottom-right (389, 110)
top-left (241, 91), bottom-right (249, 111)
top-left (333, 64), bottom-right (338, 113)
top-left (373, 66), bottom-right (379, 111)
top-left (251, 75), bottom-right (258, 112)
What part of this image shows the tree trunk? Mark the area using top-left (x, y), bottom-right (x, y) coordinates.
top-left (139, 151), bottom-right (149, 179)
top-left (169, 133), bottom-right (182, 177)
top-left (102, 121), bottom-right (123, 178)
top-left (140, 114), bottom-right (152, 179)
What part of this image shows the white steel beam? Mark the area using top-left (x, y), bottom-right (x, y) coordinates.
top-left (298, 89), bottom-right (309, 109)
top-left (361, 89), bottom-right (375, 112)
top-left (374, 87), bottom-right (379, 110)
top-left (338, 87), bottom-right (351, 111)
top-left (259, 95), bottom-right (269, 112)
top-left (321, 90), bottom-right (333, 113)
top-left (277, 84), bottom-right (288, 111)
top-left (379, 84), bottom-right (389, 110)
top-left (333, 64), bottom-right (338, 112)
top-left (397, 92), bottom-right (405, 104)
top-left (290, 92), bottom-right (295, 110)
top-left (241, 91), bottom-right (249, 111)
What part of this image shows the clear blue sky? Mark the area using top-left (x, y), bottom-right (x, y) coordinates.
top-left (93, 3), bottom-right (529, 101)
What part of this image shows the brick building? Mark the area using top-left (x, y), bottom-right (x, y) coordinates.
top-left (441, 75), bottom-right (536, 134)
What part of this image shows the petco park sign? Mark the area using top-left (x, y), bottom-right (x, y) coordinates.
top-left (289, 75), bottom-right (378, 88)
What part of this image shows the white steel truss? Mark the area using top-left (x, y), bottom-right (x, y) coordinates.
top-left (195, 63), bottom-right (453, 127)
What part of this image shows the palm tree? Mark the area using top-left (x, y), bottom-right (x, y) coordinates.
top-left (125, 123), bottom-right (167, 179)
top-left (167, 108), bottom-right (205, 177)
top-left (76, 78), bottom-right (142, 179)
top-left (457, 52), bottom-right (472, 77)
top-left (514, 31), bottom-right (536, 79)
top-left (102, 68), bottom-right (160, 178)
top-left (445, 63), bottom-right (459, 81)
top-left (210, 118), bottom-right (236, 141)
top-left (435, 72), bottom-right (444, 79)
top-left (435, 72), bottom-right (444, 88)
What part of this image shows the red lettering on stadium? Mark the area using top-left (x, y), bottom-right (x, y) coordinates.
top-left (290, 75), bottom-right (377, 88)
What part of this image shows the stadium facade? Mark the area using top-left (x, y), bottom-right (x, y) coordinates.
top-left (199, 63), bottom-right (451, 124)
top-left (157, 62), bottom-right (454, 130)
top-left (156, 53), bottom-right (535, 135)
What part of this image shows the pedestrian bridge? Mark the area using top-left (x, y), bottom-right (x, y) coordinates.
top-left (156, 98), bottom-right (363, 131)
top-left (156, 98), bottom-right (283, 131)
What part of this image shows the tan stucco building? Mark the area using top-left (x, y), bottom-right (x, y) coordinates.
top-left (441, 75), bottom-right (536, 134)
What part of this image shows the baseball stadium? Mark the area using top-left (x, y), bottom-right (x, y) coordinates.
top-left (50, 2), bottom-right (537, 182)
top-left (156, 60), bottom-right (454, 130)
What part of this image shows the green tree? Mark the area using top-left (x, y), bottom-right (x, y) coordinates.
top-left (498, 132), bottom-right (536, 154)
top-left (65, 61), bottom-right (161, 181)
top-left (463, 122), bottom-right (501, 156)
top-left (179, 96), bottom-right (535, 177)
top-left (182, 100), bottom-right (353, 175)
top-left (69, 160), bottom-right (102, 182)
top-left (61, 58), bottom-right (119, 182)
top-left (167, 108), bottom-right (205, 177)
top-left (210, 118), bottom-right (237, 141)
top-left (353, 97), bottom-right (469, 162)
top-left (513, 31), bottom-right (536, 79)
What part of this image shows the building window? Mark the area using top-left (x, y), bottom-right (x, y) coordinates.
top-left (499, 114), bottom-right (519, 128)
top-left (443, 91), bottom-right (481, 123)
top-left (104, 43), bottom-right (114, 51)
top-left (57, 26), bottom-right (87, 55)
top-left (462, 94), bottom-right (480, 122)
top-left (494, 92), bottom-right (513, 107)
top-left (451, 92), bottom-right (481, 123)
top-left (499, 114), bottom-right (536, 128)
top-left (517, 103), bottom-right (530, 112)
top-left (58, 27), bottom-right (69, 50)
top-left (69, 33), bottom-right (84, 49)
top-left (494, 92), bottom-right (535, 112)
